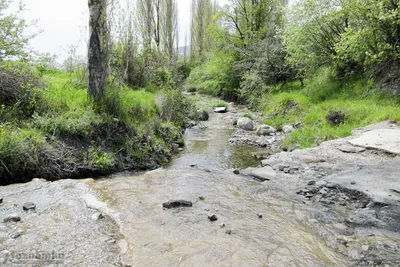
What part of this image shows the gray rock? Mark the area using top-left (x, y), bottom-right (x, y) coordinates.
top-left (3, 214), bottom-right (21, 223)
top-left (308, 181), bottom-right (316, 186)
top-left (22, 202), bottom-right (36, 211)
top-left (0, 198), bottom-right (3, 204)
top-left (237, 117), bottom-right (254, 131)
top-left (233, 169), bottom-right (240, 175)
top-left (351, 180), bottom-right (357, 185)
top-left (214, 107), bottom-right (227, 113)
top-left (225, 230), bottom-right (232, 235)
top-left (282, 125), bottom-right (294, 134)
top-left (208, 214), bottom-right (218, 221)
top-left (163, 200), bottom-right (193, 209)
top-left (256, 125), bottom-right (276, 136)
top-left (199, 196), bottom-right (205, 200)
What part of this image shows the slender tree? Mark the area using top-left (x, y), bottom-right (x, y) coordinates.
top-left (88, 0), bottom-right (109, 102)
top-left (190, 0), bottom-right (215, 61)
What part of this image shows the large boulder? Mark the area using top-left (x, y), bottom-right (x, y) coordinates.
top-left (256, 125), bottom-right (276, 136)
top-left (237, 117), bottom-right (254, 131)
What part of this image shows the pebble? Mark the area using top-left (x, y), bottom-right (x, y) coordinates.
top-left (190, 164), bottom-right (197, 168)
top-left (233, 169), bottom-right (240, 175)
top-left (225, 230), bottom-right (232, 235)
top-left (3, 214), bottom-right (21, 223)
top-left (307, 181), bottom-right (316, 186)
top-left (199, 196), bottom-right (205, 201)
top-left (22, 202), bottom-right (36, 211)
top-left (351, 180), bottom-right (356, 185)
top-left (0, 198), bottom-right (3, 204)
top-left (257, 213), bottom-right (263, 219)
top-left (220, 223), bottom-right (226, 228)
top-left (208, 214), bottom-right (218, 222)
top-left (91, 211), bottom-right (104, 221)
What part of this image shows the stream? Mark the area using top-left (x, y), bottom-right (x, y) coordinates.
top-left (90, 102), bottom-right (348, 266)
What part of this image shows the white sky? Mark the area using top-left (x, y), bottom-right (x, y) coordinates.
top-left (21, 0), bottom-right (230, 61)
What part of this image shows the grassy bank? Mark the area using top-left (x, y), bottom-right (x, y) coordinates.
top-left (259, 68), bottom-right (400, 149)
top-left (0, 68), bottom-right (193, 185)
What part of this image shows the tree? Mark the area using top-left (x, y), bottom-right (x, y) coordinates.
top-left (190, 0), bottom-right (215, 60)
top-left (88, 0), bottom-right (109, 102)
top-left (162, 0), bottom-right (178, 60)
top-left (0, 0), bottom-right (38, 60)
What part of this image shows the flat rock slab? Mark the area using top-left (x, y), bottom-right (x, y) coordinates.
top-left (214, 107), bottom-right (227, 113)
top-left (163, 200), bottom-right (193, 209)
top-left (349, 129), bottom-right (400, 155)
top-left (327, 158), bottom-right (400, 204)
top-left (243, 166), bottom-right (277, 181)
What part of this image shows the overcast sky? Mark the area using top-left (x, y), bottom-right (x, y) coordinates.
top-left (21, 0), bottom-right (230, 61)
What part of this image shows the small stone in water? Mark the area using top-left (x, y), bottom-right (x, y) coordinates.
top-left (308, 181), bottom-right (316, 186)
top-left (220, 223), bottom-right (226, 228)
top-left (208, 214), bottom-right (218, 222)
top-left (190, 164), bottom-right (197, 168)
top-left (199, 196), bottom-right (205, 201)
top-left (225, 230), bottom-right (232, 235)
top-left (351, 181), bottom-right (356, 185)
top-left (257, 213), bottom-right (263, 219)
top-left (22, 202), bottom-right (36, 211)
top-left (0, 198), bottom-right (3, 204)
top-left (233, 169), bottom-right (240, 175)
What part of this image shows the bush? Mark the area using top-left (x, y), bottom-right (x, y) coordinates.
top-left (156, 89), bottom-right (195, 126)
top-left (239, 71), bottom-right (270, 108)
top-left (0, 61), bottom-right (41, 118)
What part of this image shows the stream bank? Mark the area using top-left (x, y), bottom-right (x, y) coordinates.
top-left (0, 94), bottom-right (399, 266)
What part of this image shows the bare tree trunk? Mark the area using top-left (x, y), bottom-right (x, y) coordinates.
top-left (88, 0), bottom-right (109, 102)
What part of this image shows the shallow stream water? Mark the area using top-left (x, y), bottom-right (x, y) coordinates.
top-left (90, 103), bottom-right (348, 266)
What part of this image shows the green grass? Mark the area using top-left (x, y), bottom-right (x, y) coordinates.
top-left (0, 69), bottom-right (187, 184)
top-left (260, 68), bottom-right (400, 149)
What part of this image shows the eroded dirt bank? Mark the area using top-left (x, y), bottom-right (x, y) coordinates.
top-left (0, 98), bottom-right (399, 266)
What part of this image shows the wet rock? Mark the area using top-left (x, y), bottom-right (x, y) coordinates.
top-left (199, 196), bottom-right (205, 201)
top-left (282, 125), bottom-right (294, 134)
top-left (199, 110), bottom-right (209, 121)
top-left (220, 223), bottom-right (226, 228)
top-left (190, 164), bottom-right (197, 168)
top-left (256, 125), bottom-right (276, 136)
top-left (3, 214), bottom-right (21, 223)
top-left (257, 213), bottom-right (263, 219)
top-left (22, 202), bottom-right (36, 211)
top-left (237, 117), bottom-right (254, 131)
top-left (225, 230), bottom-right (232, 235)
top-left (163, 200), bottom-right (193, 209)
top-left (233, 169), bottom-right (240, 175)
top-left (0, 198), bottom-right (3, 204)
top-left (351, 180), bottom-right (357, 185)
top-left (214, 107), bottom-right (227, 113)
top-left (208, 214), bottom-right (218, 221)
top-left (308, 181), bottom-right (316, 186)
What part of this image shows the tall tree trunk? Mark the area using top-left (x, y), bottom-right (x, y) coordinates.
top-left (88, 0), bottom-right (109, 102)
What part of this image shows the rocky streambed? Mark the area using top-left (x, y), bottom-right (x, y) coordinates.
top-left (0, 98), bottom-right (399, 266)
